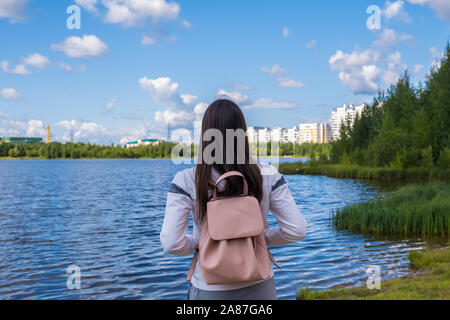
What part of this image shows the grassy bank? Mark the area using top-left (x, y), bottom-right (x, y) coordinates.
top-left (332, 183), bottom-right (450, 237)
top-left (297, 247), bottom-right (450, 300)
top-left (278, 162), bottom-right (450, 181)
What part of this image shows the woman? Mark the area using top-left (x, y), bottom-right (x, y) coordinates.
top-left (160, 99), bottom-right (307, 300)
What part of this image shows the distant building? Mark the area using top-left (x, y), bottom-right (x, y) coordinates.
top-left (0, 137), bottom-right (43, 145)
top-left (247, 124), bottom-right (330, 145)
top-left (125, 139), bottom-right (161, 148)
top-left (331, 104), bottom-right (365, 140)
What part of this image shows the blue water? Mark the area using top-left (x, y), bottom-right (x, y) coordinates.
top-left (0, 159), bottom-right (426, 299)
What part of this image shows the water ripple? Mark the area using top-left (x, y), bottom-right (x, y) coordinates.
top-left (0, 159), bottom-right (440, 300)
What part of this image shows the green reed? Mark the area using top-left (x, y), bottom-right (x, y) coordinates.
top-left (332, 183), bottom-right (450, 237)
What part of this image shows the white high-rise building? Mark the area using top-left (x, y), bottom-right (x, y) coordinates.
top-left (247, 124), bottom-right (331, 144)
top-left (271, 127), bottom-right (288, 143)
top-left (286, 126), bottom-right (300, 144)
top-left (331, 104), bottom-right (365, 140)
top-left (298, 123), bottom-right (332, 144)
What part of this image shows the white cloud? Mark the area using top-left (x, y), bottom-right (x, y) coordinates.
top-left (102, 0), bottom-right (181, 27)
top-left (261, 64), bottom-right (286, 77)
top-left (407, 0), bottom-right (450, 20)
top-left (278, 79), bottom-right (307, 88)
top-left (1, 88), bottom-right (21, 100)
top-left (413, 64), bottom-right (424, 74)
top-left (75, 0), bottom-right (98, 12)
top-left (181, 94), bottom-right (197, 105)
top-left (430, 46), bottom-right (444, 69)
top-left (243, 98), bottom-right (296, 110)
top-left (105, 98), bottom-right (118, 110)
top-left (282, 27), bottom-right (290, 37)
top-left (1, 61), bottom-right (31, 75)
top-left (141, 34), bottom-right (157, 45)
top-left (51, 35), bottom-right (108, 58)
top-left (373, 28), bottom-right (412, 48)
top-left (139, 76), bottom-right (182, 107)
top-left (261, 64), bottom-right (307, 89)
top-left (180, 20), bottom-right (191, 28)
top-left (306, 40), bottom-right (317, 48)
top-left (384, 51), bottom-right (407, 85)
top-left (22, 53), bottom-right (50, 69)
top-left (329, 49), bottom-right (381, 94)
top-left (382, 1), bottom-right (411, 22)
top-left (0, 0), bottom-right (28, 23)
top-left (154, 109), bottom-right (194, 127)
top-left (0, 114), bottom-right (45, 137)
top-left (194, 102), bottom-right (208, 117)
top-left (217, 89), bottom-right (250, 104)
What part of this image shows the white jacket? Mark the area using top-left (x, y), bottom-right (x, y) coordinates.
top-left (160, 163), bottom-right (307, 291)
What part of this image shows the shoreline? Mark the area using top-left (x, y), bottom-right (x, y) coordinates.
top-left (297, 247), bottom-right (450, 300)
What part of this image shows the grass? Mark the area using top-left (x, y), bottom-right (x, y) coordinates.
top-left (278, 162), bottom-right (450, 181)
top-left (332, 183), bottom-right (450, 237)
top-left (296, 247), bottom-right (450, 300)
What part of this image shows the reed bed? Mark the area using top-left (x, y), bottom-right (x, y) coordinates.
top-left (332, 183), bottom-right (450, 237)
top-left (279, 162), bottom-right (450, 181)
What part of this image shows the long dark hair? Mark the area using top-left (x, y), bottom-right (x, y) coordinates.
top-left (195, 99), bottom-right (263, 223)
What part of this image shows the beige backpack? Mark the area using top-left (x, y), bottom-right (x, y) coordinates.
top-left (187, 171), bottom-right (280, 285)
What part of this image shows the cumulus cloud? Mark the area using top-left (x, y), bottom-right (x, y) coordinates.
top-left (180, 94), bottom-right (197, 105)
top-left (0, 0), bottom-right (28, 23)
top-left (22, 53), bottom-right (50, 69)
top-left (382, 1), bottom-right (411, 22)
top-left (242, 98), bottom-right (296, 110)
top-left (407, 0), bottom-right (450, 20)
top-left (75, 0), bottom-right (98, 12)
top-left (384, 51), bottom-right (407, 85)
top-left (154, 109), bottom-right (194, 127)
top-left (373, 28), bottom-right (412, 48)
top-left (139, 76), bottom-right (182, 107)
top-left (102, 0), bottom-right (181, 27)
top-left (1, 61), bottom-right (31, 75)
top-left (51, 35), bottom-right (108, 58)
top-left (217, 89), bottom-right (250, 104)
top-left (1, 88), bottom-right (21, 100)
top-left (0, 114), bottom-right (46, 137)
top-left (329, 49), bottom-right (381, 94)
top-left (282, 27), bottom-right (290, 37)
top-left (194, 102), bottom-right (208, 119)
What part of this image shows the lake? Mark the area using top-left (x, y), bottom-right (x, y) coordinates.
top-left (0, 159), bottom-right (428, 299)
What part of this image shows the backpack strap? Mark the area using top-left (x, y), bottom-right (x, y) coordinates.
top-left (213, 171), bottom-right (249, 198)
top-left (268, 249), bottom-right (282, 269)
top-left (186, 249), bottom-right (199, 282)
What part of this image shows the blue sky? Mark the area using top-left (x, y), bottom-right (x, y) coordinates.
top-left (0, 0), bottom-right (449, 144)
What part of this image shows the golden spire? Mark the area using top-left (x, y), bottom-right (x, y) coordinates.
top-left (46, 125), bottom-right (51, 144)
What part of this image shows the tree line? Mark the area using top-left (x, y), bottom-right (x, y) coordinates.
top-left (0, 140), bottom-right (330, 159)
top-left (330, 44), bottom-right (450, 170)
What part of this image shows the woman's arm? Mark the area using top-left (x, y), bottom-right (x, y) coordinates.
top-left (265, 172), bottom-right (307, 247)
top-left (160, 172), bottom-right (196, 256)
